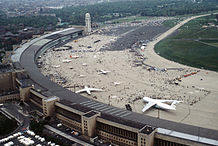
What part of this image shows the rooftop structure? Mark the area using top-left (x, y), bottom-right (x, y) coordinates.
top-left (85, 13), bottom-right (92, 33)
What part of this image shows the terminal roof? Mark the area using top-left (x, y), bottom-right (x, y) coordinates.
top-left (45, 34), bottom-right (62, 40)
top-left (84, 111), bottom-right (98, 118)
top-left (59, 28), bottom-right (83, 36)
top-left (59, 99), bottom-right (91, 113)
top-left (100, 113), bottom-right (145, 130)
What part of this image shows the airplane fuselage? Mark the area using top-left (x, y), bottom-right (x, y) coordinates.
top-left (143, 97), bottom-right (177, 111)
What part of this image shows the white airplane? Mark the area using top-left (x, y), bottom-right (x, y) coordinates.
top-left (98, 69), bottom-right (110, 75)
top-left (82, 63), bottom-right (87, 66)
top-left (78, 75), bottom-right (86, 78)
top-left (52, 65), bottom-right (60, 68)
top-left (70, 55), bottom-right (80, 59)
top-left (111, 95), bottom-right (118, 99)
top-left (142, 96), bottom-right (182, 112)
top-left (62, 59), bottom-right (72, 63)
top-left (113, 82), bottom-right (121, 86)
top-left (76, 86), bottom-right (103, 95)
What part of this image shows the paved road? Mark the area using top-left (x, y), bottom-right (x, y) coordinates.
top-left (44, 125), bottom-right (94, 146)
top-left (0, 103), bottom-right (30, 135)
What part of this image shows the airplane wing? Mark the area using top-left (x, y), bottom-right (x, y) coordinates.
top-left (157, 99), bottom-right (175, 103)
top-left (171, 101), bottom-right (182, 107)
top-left (142, 102), bottom-right (156, 112)
top-left (75, 89), bottom-right (87, 93)
top-left (87, 90), bottom-right (91, 95)
top-left (158, 99), bottom-right (182, 104)
top-left (156, 102), bottom-right (176, 110)
top-left (89, 88), bottom-right (103, 92)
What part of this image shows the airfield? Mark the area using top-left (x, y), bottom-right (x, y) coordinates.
top-left (39, 16), bottom-right (218, 131)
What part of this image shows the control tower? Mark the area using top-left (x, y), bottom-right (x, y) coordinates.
top-left (85, 13), bottom-right (91, 33)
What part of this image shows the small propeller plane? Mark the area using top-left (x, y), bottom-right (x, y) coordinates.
top-left (76, 86), bottom-right (103, 95)
top-left (113, 82), bottom-right (121, 86)
top-left (98, 69), bottom-right (110, 75)
top-left (52, 65), bottom-right (60, 68)
top-left (70, 55), bottom-right (80, 59)
top-left (62, 59), bottom-right (72, 63)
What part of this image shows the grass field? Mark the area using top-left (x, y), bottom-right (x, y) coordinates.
top-left (155, 14), bottom-right (218, 71)
top-left (0, 113), bottom-right (18, 136)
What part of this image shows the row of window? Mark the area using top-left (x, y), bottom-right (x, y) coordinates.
top-left (84, 120), bottom-right (87, 125)
top-left (43, 104), bottom-right (48, 115)
top-left (84, 129), bottom-right (88, 135)
top-left (141, 137), bottom-right (146, 146)
top-left (29, 93), bottom-right (42, 105)
top-left (56, 107), bottom-right (81, 122)
top-left (0, 95), bottom-right (19, 102)
top-left (57, 114), bottom-right (82, 132)
top-left (0, 87), bottom-right (13, 93)
top-left (154, 138), bottom-right (187, 146)
top-left (84, 120), bottom-right (88, 132)
top-left (98, 131), bottom-right (136, 146)
top-left (0, 73), bottom-right (11, 77)
top-left (97, 121), bottom-right (137, 141)
top-left (84, 120), bottom-right (88, 130)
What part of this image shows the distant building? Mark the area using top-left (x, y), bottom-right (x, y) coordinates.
top-left (85, 13), bottom-right (92, 33)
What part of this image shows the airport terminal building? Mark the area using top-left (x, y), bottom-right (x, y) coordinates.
top-left (0, 27), bottom-right (218, 146)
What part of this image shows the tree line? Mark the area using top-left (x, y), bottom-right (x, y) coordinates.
top-left (1, 0), bottom-right (218, 62)
top-left (0, 15), bottom-right (58, 29)
top-left (1, 0), bottom-right (218, 29)
top-left (47, 0), bottom-right (218, 25)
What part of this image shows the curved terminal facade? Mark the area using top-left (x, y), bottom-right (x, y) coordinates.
top-left (2, 27), bottom-right (218, 146)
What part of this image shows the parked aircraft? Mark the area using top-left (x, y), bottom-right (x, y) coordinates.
top-left (78, 75), bottom-right (86, 78)
top-left (70, 55), bottom-right (80, 59)
top-left (76, 86), bottom-right (103, 95)
top-left (82, 63), bottom-right (87, 66)
top-left (113, 82), bottom-right (121, 86)
top-left (62, 59), bottom-right (72, 63)
top-left (52, 65), bottom-right (60, 68)
top-left (111, 95), bottom-right (118, 99)
top-left (142, 96), bottom-right (182, 112)
top-left (98, 70), bottom-right (110, 75)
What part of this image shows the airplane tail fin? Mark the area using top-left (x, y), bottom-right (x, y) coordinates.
top-left (171, 101), bottom-right (182, 109)
top-left (171, 104), bottom-right (176, 109)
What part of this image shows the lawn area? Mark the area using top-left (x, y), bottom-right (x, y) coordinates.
top-left (0, 113), bottom-right (18, 136)
top-left (155, 14), bottom-right (218, 71)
